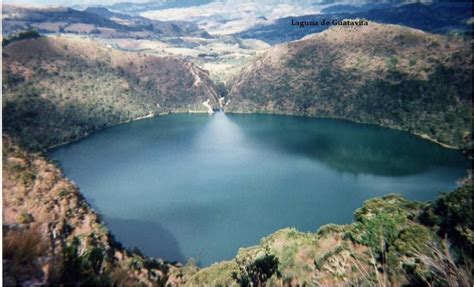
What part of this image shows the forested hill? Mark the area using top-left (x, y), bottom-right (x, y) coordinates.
top-left (2, 36), bottom-right (221, 150)
top-left (227, 22), bottom-right (473, 149)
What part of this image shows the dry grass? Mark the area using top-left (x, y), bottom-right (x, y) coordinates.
top-left (3, 224), bottom-right (49, 282)
top-left (413, 242), bottom-right (472, 286)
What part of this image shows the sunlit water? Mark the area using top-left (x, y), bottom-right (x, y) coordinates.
top-left (50, 113), bottom-right (469, 266)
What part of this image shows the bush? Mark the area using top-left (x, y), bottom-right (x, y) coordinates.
top-left (419, 185), bottom-right (474, 257)
top-left (17, 212), bottom-right (34, 224)
top-left (233, 249), bottom-right (280, 287)
top-left (3, 225), bottom-right (49, 281)
top-left (2, 30), bottom-right (40, 47)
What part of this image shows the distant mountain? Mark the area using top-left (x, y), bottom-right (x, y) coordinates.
top-left (84, 6), bottom-right (212, 38)
top-left (236, 2), bottom-right (473, 44)
top-left (320, 2), bottom-right (397, 14)
top-left (3, 36), bottom-right (220, 149)
top-left (100, 0), bottom-right (213, 15)
top-left (227, 23), bottom-right (472, 149)
top-left (2, 4), bottom-right (211, 39)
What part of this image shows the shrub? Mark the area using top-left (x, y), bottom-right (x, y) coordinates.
top-left (2, 30), bottom-right (40, 47)
top-left (3, 225), bottom-right (48, 281)
top-left (17, 212), bottom-right (34, 224)
top-left (233, 248), bottom-right (281, 287)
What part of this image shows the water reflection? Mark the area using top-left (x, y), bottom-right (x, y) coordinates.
top-left (49, 113), bottom-right (468, 266)
top-left (105, 217), bottom-right (186, 263)
top-left (226, 114), bottom-right (468, 176)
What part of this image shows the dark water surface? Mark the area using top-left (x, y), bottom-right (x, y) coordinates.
top-left (50, 113), bottom-right (469, 266)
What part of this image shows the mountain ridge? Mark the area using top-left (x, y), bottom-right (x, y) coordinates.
top-left (2, 35), bottom-right (221, 150)
top-left (2, 4), bottom-right (210, 39)
top-left (2, 20), bottom-right (472, 286)
top-left (235, 2), bottom-right (473, 44)
top-left (226, 22), bottom-right (472, 149)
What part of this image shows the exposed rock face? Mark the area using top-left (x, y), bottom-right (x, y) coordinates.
top-left (227, 23), bottom-right (472, 149)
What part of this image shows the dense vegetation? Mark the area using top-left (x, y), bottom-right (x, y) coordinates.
top-left (183, 184), bottom-right (473, 286)
top-left (2, 36), bottom-right (220, 150)
top-left (2, 29), bottom-right (41, 47)
top-left (228, 23), bottom-right (472, 149)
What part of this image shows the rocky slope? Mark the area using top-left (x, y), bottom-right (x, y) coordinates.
top-left (2, 35), bottom-right (220, 150)
top-left (227, 23), bottom-right (472, 149)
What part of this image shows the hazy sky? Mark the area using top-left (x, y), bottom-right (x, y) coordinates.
top-left (2, 0), bottom-right (153, 6)
top-left (1, 0), bottom-right (369, 7)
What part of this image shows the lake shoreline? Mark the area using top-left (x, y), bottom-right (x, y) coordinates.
top-left (223, 110), bottom-right (462, 150)
top-left (47, 110), bottom-right (463, 153)
top-left (50, 112), bottom-right (468, 265)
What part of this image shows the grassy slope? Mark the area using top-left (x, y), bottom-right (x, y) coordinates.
top-left (185, 185), bottom-right (473, 286)
top-left (227, 23), bottom-right (472, 149)
top-left (3, 36), bottom-right (220, 150)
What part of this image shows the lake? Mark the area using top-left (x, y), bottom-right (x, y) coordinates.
top-left (50, 113), bottom-right (469, 266)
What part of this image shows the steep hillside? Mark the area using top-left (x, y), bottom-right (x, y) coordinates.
top-left (227, 23), bottom-right (472, 149)
top-left (183, 184), bottom-right (473, 286)
top-left (2, 36), bottom-right (220, 150)
top-left (2, 136), bottom-right (184, 285)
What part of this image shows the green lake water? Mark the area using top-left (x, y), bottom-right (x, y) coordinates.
top-left (50, 113), bottom-right (469, 266)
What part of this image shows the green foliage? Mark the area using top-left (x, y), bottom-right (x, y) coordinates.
top-left (2, 30), bottom-right (40, 47)
top-left (386, 56), bottom-right (399, 70)
top-left (314, 245), bottom-right (345, 271)
top-left (419, 185), bottom-right (474, 257)
top-left (17, 212), bottom-right (34, 224)
top-left (233, 248), bottom-right (280, 287)
top-left (347, 195), bottom-right (437, 282)
top-left (317, 224), bottom-right (348, 237)
top-left (392, 224), bottom-right (434, 256)
top-left (59, 237), bottom-right (108, 285)
top-left (351, 210), bottom-right (405, 254)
